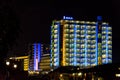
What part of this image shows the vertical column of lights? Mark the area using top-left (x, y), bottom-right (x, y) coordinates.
top-left (50, 25), bottom-right (53, 67)
top-left (110, 27), bottom-right (112, 63)
top-left (53, 23), bottom-right (59, 68)
top-left (51, 21), bottom-right (55, 68)
top-left (85, 24), bottom-right (87, 66)
top-left (57, 23), bottom-right (60, 67)
top-left (74, 24), bottom-right (77, 66)
top-left (88, 25), bottom-right (91, 67)
top-left (34, 43), bottom-right (36, 70)
top-left (62, 22), bottom-right (66, 66)
top-left (106, 25), bottom-right (108, 64)
top-left (24, 56), bottom-right (29, 71)
top-left (38, 43), bottom-right (41, 70)
top-left (80, 24), bottom-right (85, 66)
top-left (110, 27), bottom-right (112, 62)
top-left (95, 23), bottom-right (98, 65)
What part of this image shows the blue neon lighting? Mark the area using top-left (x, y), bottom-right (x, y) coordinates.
top-left (106, 25), bottom-right (108, 64)
top-left (50, 26), bottom-right (52, 67)
top-left (34, 43), bottom-right (36, 70)
top-left (96, 23), bottom-right (98, 65)
top-left (57, 23), bottom-right (60, 67)
top-left (97, 16), bottom-right (102, 21)
top-left (85, 25), bottom-right (87, 66)
top-left (63, 16), bottom-right (73, 20)
top-left (74, 25), bottom-right (77, 66)
top-left (38, 43), bottom-right (41, 63)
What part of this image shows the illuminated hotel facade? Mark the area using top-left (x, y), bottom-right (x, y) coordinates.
top-left (29, 43), bottom-right (50, 72)
top-left (51, 16), bottom-right (112, 69)
top-left (29, 43), bottom-right (41, 71)
top-left (39, 44), bottom-right (51, 73)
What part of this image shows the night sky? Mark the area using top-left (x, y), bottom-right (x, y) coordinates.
top-left (3, 0), bottom-right (120, 63)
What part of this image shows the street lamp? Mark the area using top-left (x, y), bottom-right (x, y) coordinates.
top-left (13, 64), bottom-right (17, 69)
top-left (6, 61), bottom-right (10, 66)
top-left (6, 60), bottom-right (10, 80)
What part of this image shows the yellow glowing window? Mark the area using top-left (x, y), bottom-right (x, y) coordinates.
top-left (108, 32), bottom-right (112, 34)
top-left (108, 27), bottom-right (112, 30)
top-left (54, 35), bottom-right (58, 38)
top-left (102, 54), bottom-right (106, 58)
top-left (54, 25), bottom-right (58, 28)
top-left (70, 25), bottom-right (74, 28)
top-left (54, 49), bottom-right (57, 52)
top-left (108, 41), bottom-right (112, 44)
top-left (86, 26), bottom-right (90, 29)
top-left (54, 30), bottom-right (58, 33)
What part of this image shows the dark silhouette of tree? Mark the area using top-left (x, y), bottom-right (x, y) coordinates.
top-left (0, 3), bottom-right (20, 70)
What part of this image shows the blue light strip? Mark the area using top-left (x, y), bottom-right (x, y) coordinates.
top-left (57, 23), bottom-right (60, 67)
top-left (95, 23), bottom-right (98, 65)
top-left (74, 25), bottom-right (77, 66)
top-left (38, 43), bottom-right (41, 63)
top-left (85, 24), bottom-right (87, 66)
top-left (38, 43), bottom-right (41, 70)
top-left (34, 43), bottom-right (36, 70)
top-left (106, 25), bottom-right (108, 64)
top-left (50, 26), bottom-right (52, 67)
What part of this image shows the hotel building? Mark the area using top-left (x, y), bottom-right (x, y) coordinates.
top-left (51, 16), bottom-right (112, 69)
top-left (28, 43), bottom-right (50, 72)
top-left (39, 44), bottom-right (51, 74)
top-left (29, 43), bottom-right (41, 71)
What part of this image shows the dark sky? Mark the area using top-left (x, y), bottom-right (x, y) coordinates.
top-left (4, 0), bottom-right (120, 63)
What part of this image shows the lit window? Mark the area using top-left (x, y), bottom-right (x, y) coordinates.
top-left (64, 24), bottom-right (68, 28)
top-left (76, 25), bottom-right (80, 28)
top-left (102, 31), bottom-right (106, 34)
top-left (108, 41), bottom-right (112, 44)
top-left (86, 35), bottom-right (91, 39)
top-left (54, 49), bottom-right (57, 52)
top-left (70, 25), bottom-right (74, 28)
top-left (108, 27), bottom-right (112, 31)
top-left (54, 44), bottom-right (57, 47)
top-left (54, 35), bottom-right (58, 38)
top-left (102, 54), bottom-right (106, 58)
top-left (81, 25), bottom-right (85, 29)
top-left (70, 29), bottom-right (74, 33)
top-left (54, 30), bottom-right (58, 33)
top-left (54, 39), bottom-right (57, 43)
top-left (54, 25), bottom-right (58, 29)
top-left (108, 32), bottom-right (112, 34)
top-left (102, 27), bottom-right (106, 30)
top-left (81, 44), bottom-right (85, 48)
top-left (87, 31), bottom-right (91, 34)
top-left (76, 30), bottom-right (80, 33)
top-left (86, 26), bottom-right (90, 29)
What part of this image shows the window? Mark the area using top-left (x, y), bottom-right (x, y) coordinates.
top-left (54, 25), bottom-right (58, 29)
top-left (54, 30), bottom-right (58, 33)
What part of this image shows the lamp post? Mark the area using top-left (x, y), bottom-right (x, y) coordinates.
top-left (6, 60), bottom-right (10, 80)
top-left (13, 64), bottom-right (17, 69)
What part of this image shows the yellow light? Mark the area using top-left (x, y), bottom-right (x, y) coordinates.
top-left (62, 24), bottom-right (66, 66)
top-left (15, 56), bottom-right (29, 59)
top-left (72, 73), bottom-right (75, 76)
top-left (78, 72), bottom-right (82, 76)
top-left (118, 68), bottom-right (120, 70)
top-left (13, 64), bottom-right (17, 68)
top-left (116, 74), bottom-right (120, 77)
top-left (9, 56), bottom-right (29, 60)
top-left (60, 74), bottom-right (63, 77)
top-left (6, 61), bottom-right (10, 66)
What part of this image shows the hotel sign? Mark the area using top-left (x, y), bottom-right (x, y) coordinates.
top-left (63, 16), bottom-right (73, 20)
